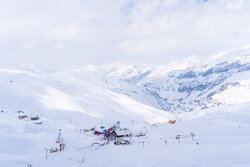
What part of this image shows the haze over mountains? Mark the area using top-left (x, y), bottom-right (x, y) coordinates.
top-left (2, 46), bottom-right (250, 116)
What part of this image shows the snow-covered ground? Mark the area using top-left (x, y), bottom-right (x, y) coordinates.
top-left (1, 56), bottom-right (250, 167)
top-left (1, 102), bottom-right (250, 167)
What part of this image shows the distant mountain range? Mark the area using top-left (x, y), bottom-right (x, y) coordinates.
top-left (1, 49), bottom-right (250, 115)
top-left (85, 55), bottom-right (250, 113)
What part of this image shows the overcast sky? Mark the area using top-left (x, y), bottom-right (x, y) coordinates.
top-left (0, 0), bottom-right (250, 69)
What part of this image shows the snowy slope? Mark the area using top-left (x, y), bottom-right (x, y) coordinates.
top-left (1, 95), bottom-right (250, 167)
top-left (0, 67), bottom-right (174, 124)
top-left (1, 50), bottom-right (250, 166)
top-left (0, 66), bottom-right (174, 167)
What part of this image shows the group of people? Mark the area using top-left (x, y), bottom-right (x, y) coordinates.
top-left (59, 143), bottom-right (65, 151)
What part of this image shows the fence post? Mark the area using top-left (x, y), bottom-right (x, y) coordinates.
top-left (191, 133), bottom-right (195, 141)
top-left (176, 135), bottom-right (181, 143)
top-left (164, 139), bottom-right (168, 146)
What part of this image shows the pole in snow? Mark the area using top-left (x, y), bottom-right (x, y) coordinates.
top-left (44, 148), bottom-right (48, 159)
top-left (82, 151), bottom-right (87, 164)
top-left (191, 133), bottom-right (195, 141)
top-left (142, 141), bottom-right (145, 148)
top-left (176, 135), bottom-right (181, 143)
top-left (164, 140), bottom-right (168, 146)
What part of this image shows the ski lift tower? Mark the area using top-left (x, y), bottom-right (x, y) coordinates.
top-left (56, 129), bottom-right (61, 143)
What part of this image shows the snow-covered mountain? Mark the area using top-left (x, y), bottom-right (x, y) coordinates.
top-left (1, 52), bottom-right (250, 167)
top-left (3, 52), bottom-right (249, 117)
top-left (62, 54), bottom-right (250, 114)
top-left (0, 67), bottom-right (173, 124)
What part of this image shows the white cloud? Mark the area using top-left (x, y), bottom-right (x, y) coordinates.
top-left (0, 0), bottom-right (250, 68)
top-left (120, 37), bottom-right (174, 52)
top-left (226, 0), bottom-right (246, 10)
top-left (18, 40), bottom-right (38, 50)
top-left (44, 25), bottom-right (80, 40)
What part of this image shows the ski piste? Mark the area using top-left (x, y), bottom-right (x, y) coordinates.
top-left (0, 54), bottom-right (250, 167)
